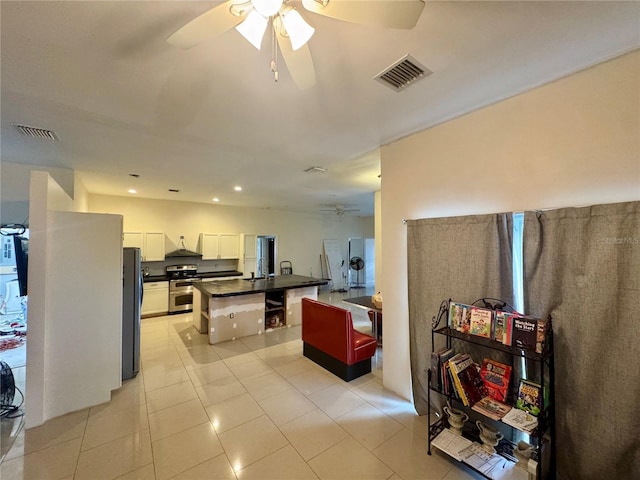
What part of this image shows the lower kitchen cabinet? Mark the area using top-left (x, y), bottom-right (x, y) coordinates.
top-left (142, 281), bottom-right (168, 317)
top-left (196, 292), bottom-right (265, 344)
top-left (285, 286), bottom-right (318, 326)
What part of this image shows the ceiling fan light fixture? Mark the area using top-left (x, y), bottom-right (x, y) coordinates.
top-left (281, 8), bottom-right (315, 51)
top-left (236, 10), bottom-right (268, 49)
top-left (252, 0), bottom-right (283, 17)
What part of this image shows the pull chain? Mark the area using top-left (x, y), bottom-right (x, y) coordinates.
top-left (271, 19), bottom-right (278, 82)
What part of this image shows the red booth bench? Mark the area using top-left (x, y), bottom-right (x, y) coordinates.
top-left (301, 298), bottom-right (378, 382)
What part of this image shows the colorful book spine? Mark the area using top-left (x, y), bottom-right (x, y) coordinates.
top-left (449, 355), bottom-right (473, 406)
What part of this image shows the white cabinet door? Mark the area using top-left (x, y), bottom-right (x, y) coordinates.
top-left (242, 234), bottom-right (257, 275)
top-left (200, 233), bottom-right (239, 259)
top-left (123, 232), bottom-right (143, 250)
top-left (200, 233), bottom-right (219, 260)
top-left (142, 281), bottom-right (169, 316)
top-left (144, 232), bottom-right (165, 261)
top-left (218, 234), bottom-right (239, 259)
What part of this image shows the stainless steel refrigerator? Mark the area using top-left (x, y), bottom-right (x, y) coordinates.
top-left (122, 247), bottom-right (142, 380)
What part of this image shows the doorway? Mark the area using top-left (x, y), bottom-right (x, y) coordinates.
top-left (257, 235), bottom-right (276, 278)
top-left (348, 237), bottom-right (374, 288)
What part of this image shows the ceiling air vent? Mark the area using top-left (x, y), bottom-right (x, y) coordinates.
top-left (13, 123), bottom-right (59, 141)
top-left (375, 54), bottom-right (431, 91)
top-left (304, 166), bottom-right (327, 173)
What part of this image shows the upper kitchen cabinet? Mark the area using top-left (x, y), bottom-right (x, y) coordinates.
top-left (199, 233), bottom-right (240, 260)
top-left (144, 232), bottom-right (165, 261)
top-left (123, 232), bottom-right (143, 250)
top-left (123, 231), bottom-right (165, 261)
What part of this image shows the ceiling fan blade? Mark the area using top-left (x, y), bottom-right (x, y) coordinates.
top-left (301, 0), bottom-right (425, 29)
top-left (275, 21), bottom-right (316, 90)
top-left (167, 0), bottom-right (245, 49)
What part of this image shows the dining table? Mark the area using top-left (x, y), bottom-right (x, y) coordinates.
top-left (342, 295), bottom-right (382, 346)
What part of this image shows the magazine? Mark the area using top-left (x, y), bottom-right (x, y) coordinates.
top-left (471, 396), bottom-right (512, 421)
top-left (431, 428), bottom-right (474, 461)
top-left (502, 406), bottom-right (538, 433)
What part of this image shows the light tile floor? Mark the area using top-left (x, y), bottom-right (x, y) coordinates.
top-left (1, 289), bottom-right (482, 479)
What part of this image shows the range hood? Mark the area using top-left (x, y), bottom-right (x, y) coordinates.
top-left (165, 236), bottom-right (202, 259)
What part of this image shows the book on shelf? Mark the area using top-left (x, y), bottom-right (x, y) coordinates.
top-left (431, 428), bottom-right (474, 461)
top-left (459, 442), bottom-right (507, 475)
top-left (501, 406), bottom-right (538, 432)
top-left (503, 314), bottom-right (513, 346)
top-left (447, 354), bottom-right (470, 404)
top-left (471, 395), bottom-right (512, 421)
top-left (511, 315), bottom-right (537, 351)
top-left (450, 354), bottom-right (487, 406)
top-left (492, 311), bottom-right (513, 344)
top-left (449, 301), bottom-right (473, 333)
top-left (480, 358), bottom-right (512, 403)
top-left (515, 379), bottom-right (545, 416)
top-left (430, 347), bottom-right (448, 390)
top-left (444, 361), bottom-right (458, 399)
top-left (438, 349), bottom-right (456, 394)
top-left (536, 317), bottom-right (550, 354)
top-left (469, 306), bottom-right (493, 338)
top-left (512, 315), bottom-right (549, 353)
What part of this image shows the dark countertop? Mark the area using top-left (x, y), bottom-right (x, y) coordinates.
top-left (194, 274), bottom-right (328, 298)
top-left (143, 271), bottom-right (243, 283)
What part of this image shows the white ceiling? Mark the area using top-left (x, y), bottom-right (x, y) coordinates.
top-left (2, 1), bottom-right (639, 217)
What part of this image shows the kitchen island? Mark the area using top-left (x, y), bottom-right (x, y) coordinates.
top-left (193, 275), bottom-right (328, 344)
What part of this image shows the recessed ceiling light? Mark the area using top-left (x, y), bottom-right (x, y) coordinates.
top-left (128, 189), bottom-right (137, 194)
top-left (213, 197), bottom-right (220, 202)
top-left (234, 186), bottom-right (242, 192)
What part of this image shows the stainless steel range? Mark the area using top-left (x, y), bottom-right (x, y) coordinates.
top-left (166, 265), bottom-right (198, 314)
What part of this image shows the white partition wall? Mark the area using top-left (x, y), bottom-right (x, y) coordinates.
top-left (44, 211), bottom-right (123, 420)
top-left (26, 171), bottom-right (123, 427)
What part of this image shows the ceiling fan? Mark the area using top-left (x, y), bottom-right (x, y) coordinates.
top-left (167, 0), bottom-right (425, 89)
top-left (320, 204), bottom-right (360, 215)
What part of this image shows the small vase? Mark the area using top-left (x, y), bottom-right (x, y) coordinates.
top-left (444, 405), bottom-right (468, 436)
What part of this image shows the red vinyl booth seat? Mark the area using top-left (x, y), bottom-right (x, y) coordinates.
top-left (301, 298), bottom-right (377, 381)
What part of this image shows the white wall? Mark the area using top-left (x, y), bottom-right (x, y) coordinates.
top-left (374, 191), bottom-right (382, 292)
top-left (380, 50), bottom-right (640, 401)
top-left (26, 171), bottom-right (73, 427)
top-left (26, 171), bottom-right (123, 427)
top-left (0, 162), bottom-right (75, 224)
top-left (45, 211), bottom-right (122, 420)
top-left (89, 194), bottom-right (374, 278)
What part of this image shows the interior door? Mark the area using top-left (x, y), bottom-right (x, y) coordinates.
top-left (257, 235), bottom-right (276, 277)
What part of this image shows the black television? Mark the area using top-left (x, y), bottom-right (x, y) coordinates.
top-left (13, 235), bottom-right (28, 297)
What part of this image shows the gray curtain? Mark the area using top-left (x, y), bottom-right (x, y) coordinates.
top-left (523, 201), bottom-right (640, 480)
top-left (407, 213), bottom-right (514, 415)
